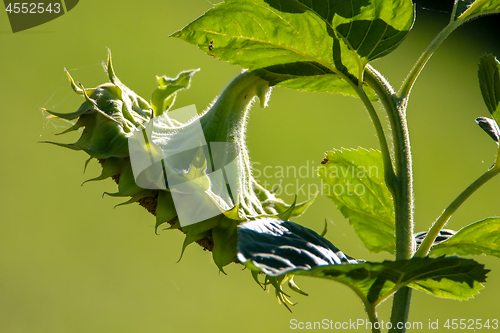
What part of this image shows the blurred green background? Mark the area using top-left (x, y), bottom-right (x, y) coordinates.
top-left (1, 1), bottom-right (499, 332)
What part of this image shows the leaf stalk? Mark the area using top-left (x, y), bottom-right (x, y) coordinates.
top-left (364, 302), bottom-right (382, 333)
top-left (354, 84), bottom-right (398, 194)
top-left (364, 65), bottom-right (415, 333)
top-left (415, 164), bottom-right (500, 258)
top-left (399, 20), bottom-right (461, 102)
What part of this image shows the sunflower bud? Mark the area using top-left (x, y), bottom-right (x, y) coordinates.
top-left (44, 51), bottom-right (314, 272)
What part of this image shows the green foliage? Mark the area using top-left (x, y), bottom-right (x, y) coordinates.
top-left (237, 218), bottom-right (489, 306)
top-left (295, 257), bottom-right (488, 302)
top-left (429, 218), bottom-right (500, 258)
top-left (237, 218), bottom-right (359, 276)
top-left (478, 54), bottom-right (500, 125)
top-left (171, 0), bottom-right (414, 99)
top-left (455, 0), bottom-right (500, 22)
top-left (44, 51), bottom-right (317, 274)
top-left (318, 148), bottom-right (395, 254)
top-left (237, 217), bottom-right (361, 309)
top-left (44, 0), bottom-right (500, 330)
top-left (170, 0), bottom-right (500, 325)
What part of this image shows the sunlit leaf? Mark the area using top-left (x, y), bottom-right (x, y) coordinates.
top-left (429, 218), bottom-right (500, 258)
top-left (456, 0), bottom-right (500, 22)
top-left (318, 148), bottom-right (395, 253)
top-left (171, 0), bottom-right (414, 98)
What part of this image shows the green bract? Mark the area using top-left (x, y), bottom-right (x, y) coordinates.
top-left (43, 51), bottom-right (314, 272)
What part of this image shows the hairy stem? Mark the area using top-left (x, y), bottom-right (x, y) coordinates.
top-left (365, 302), bottom-right (382, 333)
top-left (389, 287), bottom-right (412, 333)
top-left (354, 84), bottom-right (397, 192)
top-left (364, 66), bottom-right (414, 333)
top-left (392, 99), bottom-right (414, 262)
top-left (415, 164), bottom-right (500, 257)
top-left (347, 284), bottom-right (382, 333)
top-left (364, 66), bottom-right (400, 195)
top-left (364, 69), bottom-right (415, 257)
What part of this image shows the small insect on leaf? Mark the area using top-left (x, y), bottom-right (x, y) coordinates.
top-left (321, 157), bottom-right (329, 165)
top-left (208, 40), bottom-right (214, 51)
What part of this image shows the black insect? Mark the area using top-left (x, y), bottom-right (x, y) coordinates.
top-left (208, 40), bottom-right (214, 51)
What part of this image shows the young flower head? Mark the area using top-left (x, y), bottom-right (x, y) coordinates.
top-left (43, 50), bottom-right (314, 272)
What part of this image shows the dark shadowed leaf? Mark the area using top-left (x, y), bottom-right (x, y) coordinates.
top-left (237, 218), bottom-right (359, 276)
top-left (478, 54), bottom-right (500, 125)
top-left (237, 219), bottom-right (489, 306)
top-left (414, 229), bottom-right (456, 251)
top-left (476, 117), bottom-right (500, 144)
top-left (453, 0), bottom-right (474, 20)
top-left (429, 218), bottom-right (500, 258)
top-left (318, 148), bottom-right (395, 253)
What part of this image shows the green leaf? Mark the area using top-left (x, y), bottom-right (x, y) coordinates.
top-left (456, 0), bottom-right (500, 22)
top-left (293, 256), bottom-right (489, 302)
top-left (318, 148), bottom-right (395, 253)
top-left (254, 63), bottom-right (377, 100)
top-left (478, 54), bottom-right (500, 125)
top-left (171, 0), bottom-right (414, 98)
top-left (237, 218), bottom-right (359, 276)
top-left (429, 218), bottom-right (500, 258)
top-left (410, 277), bottom-right (485, 300)
top-left (151, 69), bottom-right (199, 117)
top-left (237, 218), bottom-right (359, 309)
top-left (237, 219), bottom-right (489, 303)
